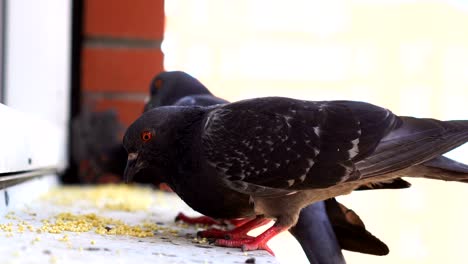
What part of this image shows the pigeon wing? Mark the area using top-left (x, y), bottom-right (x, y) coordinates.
top-left (201, 97), bottom-right (400, 196)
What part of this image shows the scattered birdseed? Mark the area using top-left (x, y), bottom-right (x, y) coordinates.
top-left (58, 234), bottom-right (69, 242)
top-left (2, 184), bottom-right (275, 263)
top-left (5, 211), bottom-right (20, 221)
top-left (31, 237), bottom-right (41, 244)
top-left (41, 184), bottom-right (155, 212)
top-left (0, 223), bottom-right (13, 232)
top-left (36, 212), bottom-right (167, 238)
top-left (192, 237), bottom-right (209, 244)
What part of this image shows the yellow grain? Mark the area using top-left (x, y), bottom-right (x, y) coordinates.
top-left (41, 184), bottom-right (154, 212)
top-left (31, 237), bottom-right (41, 244)
top-left (1, 185), bottom-right (166, 239)
top-left (58, 234), bottom-right (69, 242)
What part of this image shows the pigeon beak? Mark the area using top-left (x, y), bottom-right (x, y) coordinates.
top-left (123, 152), bottom-right (141, 183)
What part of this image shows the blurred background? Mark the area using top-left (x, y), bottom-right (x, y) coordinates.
top-left (1, 0), bottom-right (468, 263)
top-left (164, 2), bottom-right (468, 263)
top-left (165, 2), bottom-right (468, 263)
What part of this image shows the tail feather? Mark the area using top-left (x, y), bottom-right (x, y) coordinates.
top-left (415, 165), bottom-right (468, 182)
top-left (423, 156), bottom-right (468, 174)
top-left (357, 118), bottom-right (468, 177)
top-left (415, 156), bottom-right (468, 182)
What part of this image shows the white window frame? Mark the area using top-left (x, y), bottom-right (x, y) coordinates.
top-left (0, 0), bottom-right (71, 178)
top-left (0, 0), bottom-right (72, 215)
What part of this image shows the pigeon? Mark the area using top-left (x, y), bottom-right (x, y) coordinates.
top-left (144, 71), bottom-right (390, 259)
top-left (144, 71), bottom-right (225, 111)
top-left (123, 95), bottom-right (468, 254)
top-left (86, 70), bottom-right (389, 259)
top-left (71, 108), bottom-right (125, 183)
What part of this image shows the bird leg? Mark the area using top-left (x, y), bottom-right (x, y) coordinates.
top-left (175, 212), bottom-right (222, 226)
top-left (215, 224), bottom-right (287, 255)
top-left (198, 216), bottom-right (271, 240)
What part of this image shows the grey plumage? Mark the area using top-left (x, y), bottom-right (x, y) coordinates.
top-left (124, 88), bottom-right (468, 254)
top-left (142, 71), bottom-right (391, 260)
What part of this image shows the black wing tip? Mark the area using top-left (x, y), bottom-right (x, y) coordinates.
top-left (335, 229), bottom-right (390, 256)
top-left (325, 199), bottom-right (390, 256)
top-left (423, 155), bottom-right (468, 174)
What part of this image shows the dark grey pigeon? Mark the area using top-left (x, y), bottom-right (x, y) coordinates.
top-left (142, 71), bottom-right (390, 260)
top-left (145, 71), bottom-right (215, 111)
top-left (123, 96), bottom-right (468, 254)
top-left (71, 108), bottom-right (124, 182)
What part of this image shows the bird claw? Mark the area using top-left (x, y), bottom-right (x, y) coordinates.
top-left (198, 228), bottom-right (253, 240)
top-left (215, 238), bottom-right (254, 247)
top-left (197, 228), bottom-right (227, 239)
top-left (224, 233), bottom-right (254, 240)
top-left (175, 212), bottom-right (221, 226)
top-left (242, 243), bottom-right (274, 256)
top-left (215, 238), bottom-right (274, 256)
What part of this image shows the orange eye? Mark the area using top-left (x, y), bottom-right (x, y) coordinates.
top-left (154, 79), bottom-right (163, 89)
top-left (141, 131), bottom-right (153, 142)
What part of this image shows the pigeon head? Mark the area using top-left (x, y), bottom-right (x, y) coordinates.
top-left (122, 105), bottom-right (206, 183)
top-left (145, 71), bottom-right (212, 112)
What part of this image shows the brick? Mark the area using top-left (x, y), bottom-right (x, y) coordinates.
top-left (82, 47), bottom-right (164, 93)
top-left (84, 0), bottom-right (164, 39)
top-left (92, 98), bottom-right (145, 127)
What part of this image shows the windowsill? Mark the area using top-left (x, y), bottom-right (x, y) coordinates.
top-left (0, 183), bottom-right (277, 264)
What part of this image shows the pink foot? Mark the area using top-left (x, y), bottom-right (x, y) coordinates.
top-left (215, 238), bottom-right (274, 255)
top-left (198, 228), bottom-right (253, 240)
top-left (213, 224), bottom-right (288, 256)
top-left (175, 212), bottom-right (221, 226)
top-left (198, 217), bottom-right (271, 240)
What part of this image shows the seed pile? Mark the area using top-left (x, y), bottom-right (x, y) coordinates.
top-left (38, 212), bottom-right (168, 237)
top-left (1, 184), bottom-right (183, 239)
top-left (42, 184), bottom-right (155, 211)
top-left (0, 184), bottom-right (263, 264)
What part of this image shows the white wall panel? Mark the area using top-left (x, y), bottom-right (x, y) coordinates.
top-left (2, 0), bottom-right (72, 172)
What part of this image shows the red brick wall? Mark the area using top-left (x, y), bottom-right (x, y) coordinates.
top-left (81, 0), bottom-right (165, 127)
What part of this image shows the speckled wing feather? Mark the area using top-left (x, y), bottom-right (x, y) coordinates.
top-left (201, 97), bottom-right (400, 196)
